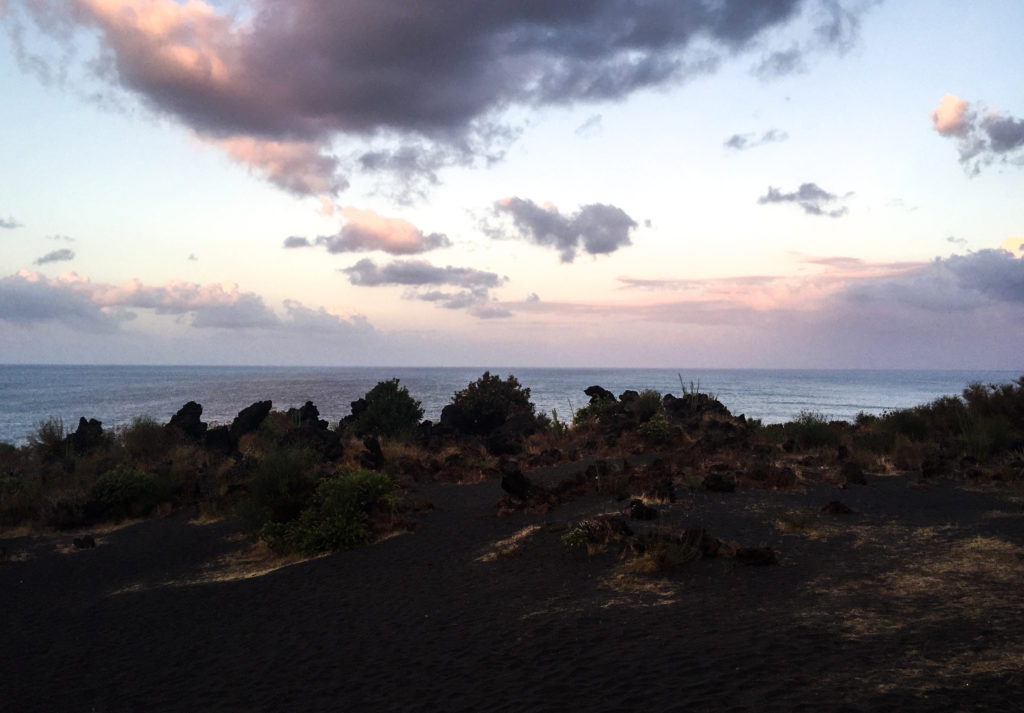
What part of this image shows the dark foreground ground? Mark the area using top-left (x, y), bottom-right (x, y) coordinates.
top-left (3, 469), bottom-right (1023, 713)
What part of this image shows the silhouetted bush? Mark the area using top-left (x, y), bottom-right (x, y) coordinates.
top-left (351, 379), bottom-right (423, 441)
top-left (786, 411), bottom-right (841, 449)
top-left (442, 372), bottom-right (536, 436)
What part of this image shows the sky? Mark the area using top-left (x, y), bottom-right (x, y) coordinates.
top-left (0, 0), bottom-right (1022, 369)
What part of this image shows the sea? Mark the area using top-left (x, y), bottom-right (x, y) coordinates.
top-left (0, 364), bottom-right (1020, 446)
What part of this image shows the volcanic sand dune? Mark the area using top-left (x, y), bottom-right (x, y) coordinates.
top-left (3, 471), bottom-right (1023, 712)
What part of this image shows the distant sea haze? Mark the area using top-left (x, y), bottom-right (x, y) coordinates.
top-left (0, 365), bottom-right (1020, 446)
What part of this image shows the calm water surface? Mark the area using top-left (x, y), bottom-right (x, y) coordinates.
top-left (0, 365), bottom-right (1019, 445)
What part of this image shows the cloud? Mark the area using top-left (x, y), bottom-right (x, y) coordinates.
top-left (342, 259), bottom-right (503, 289)
top-left (0, 271), bottom-right (120, 331)
top-left (11, 0), bottom-right (874, 195)
top-left (724, 128), bottom-right (788, 151)
top-left (34, 248), bottom-right (75, 264)
top-left (214, 136), bottom-right (347, 197)
top-left (283, 236), bottom-right (312, 249)
top-left (315, 207), bottom-right (450, 256)
top-left (758, 182), bottom-right (850, 217)
top-left (341, 258), bottom-right (508, 316)
top-left (574, 114), bottom-right (603, 137)
top-left (490, 198), bottom-right (637, 262)
top-left (931, 94), bottom-right (1024, 174)
top-left (47, 233), bottom-right (74, 242)
top-left (187, 253), bottom-right (198, 261)
top-left (0, 270), bottom-right (372, 334)
top-left (1, 216), bottom-right (22, 229)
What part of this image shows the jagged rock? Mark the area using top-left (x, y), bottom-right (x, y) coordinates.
top-left (702, 472), bottom-right (736, 492)
top-left (485, 413), bottom-right (538, 456)
top-left (288, 401), bottom-right (328, 430)
top-left (68, 417), bottom-right (104, 455)
top-left (168, 402), bottom-right (207, 441)
top-left (72, 535), bottom-right (96, 549)
top-left (840, 461), bottom-right (867, 485)
top-left (734, 546), bottom-right (778, 566)
top-left (231, 400), bottom-right (272, 440)
top-left (583, 385), bottom-right (616, 403)
top-left (359, 436), bottom-right (385, 471)
top-left (628, 499), bottom-right (658, 521)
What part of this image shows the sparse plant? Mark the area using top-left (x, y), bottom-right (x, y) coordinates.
top-left (120, 415), bottom-right (172, 465)
top-left (561, 526), bottom-right (589, 549)
top-left (776, 509), bottom-right (821, 533)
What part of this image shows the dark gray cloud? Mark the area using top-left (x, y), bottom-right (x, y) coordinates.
top-left (342, 259), bottom-right (503, 289)
top-left (931, 95), bottom-right (1024, 175)
top-left (283, 236), bottom-right (313, 249)
top-left (943, 249), bottom-right (1024, 304)
top-left (0, 216), bottom-right (22, 229)
top-left (758, 182), bottom-right (850, 217)
top-left (490, 198), bottom-right (637, 262)
top-left (10, 0), bottom-right (873, 194)
top-left (34, 248), bottom-right (75, 264)
top-left (341, 258), bottom-right (508, 316)
top-left (0, 273), bottom-right (119, 331)
top-left (724, 128), bottom-right (788, 151)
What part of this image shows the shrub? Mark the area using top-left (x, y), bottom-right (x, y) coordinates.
top-left (29, 417), bottom-right (70, 463)
top-left (638, 413), bottom-right (673, 443)
top-left (572, 397), bottom-right (618, 426)
top-left (120, 415), bottom-right (172, 464)
top-left (634, 389), bottom-right (663, 423)
top-left (239, 447), bottom-right (316, 530)
top-left (352, 379), bottom-right (424, 441)
top-left (443, 372), bottom-right (536, 436)
top-left (786, 411), bottom-right (841, 449)
top-left (85, 465), bottom-right (166, 522)
top-left (263, 468), bottom-right (396, 555)
top-left (882, 409), bottom-right (929, 442)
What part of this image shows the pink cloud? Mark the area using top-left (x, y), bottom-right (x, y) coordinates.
top-left (931, 93), bottom-right (972, 138)
top-left (215, 136), bottom-right (346, 197)
top-left (310, 207), bottom-right (450, 255)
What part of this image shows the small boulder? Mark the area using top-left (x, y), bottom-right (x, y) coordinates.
top-left (821, 501), bottom-right (855, 514)
top-left (72, 535), bottom-right (96, 549)
top-left (840, 461), bottom-right (867, 486)
top-left (628, 499), bottom-right (658, 521)
top-left (702, 472), bottom-right (736, 493)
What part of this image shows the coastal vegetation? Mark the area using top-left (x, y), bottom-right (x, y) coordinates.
top-left (1, 374), bottom-right (1022, 557)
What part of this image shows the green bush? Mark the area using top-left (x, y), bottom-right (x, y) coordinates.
top-left (86, 465), bottom-right (166, 522)
top-left (444, 372), bottom-right (536, 435)
top-left (883, 409), bottom-right (929, 442)
top-left (263, 468), bottom-right (396, 555)
top-left (638, 413), bottom-right (673, 443)
top-left (572, 397), bottom-right (618, 426)
top-left (352, 379), bottom-right (424, 441)
top-left (240, 447), bottom-right (316, 530)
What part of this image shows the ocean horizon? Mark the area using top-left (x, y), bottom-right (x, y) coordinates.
top-left (2, 364), bottom-right (1021, 446)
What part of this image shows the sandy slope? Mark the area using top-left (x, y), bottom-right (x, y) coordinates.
top-left (3, 473), bottom-right (1023, 713)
